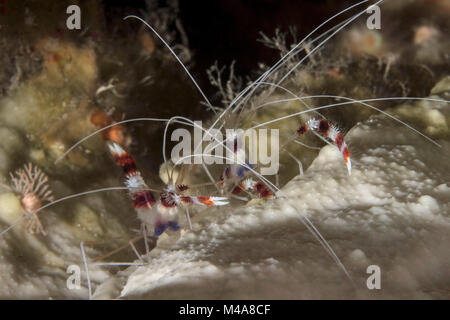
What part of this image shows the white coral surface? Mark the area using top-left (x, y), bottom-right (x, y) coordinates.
top-left (117, 116), bottom-right (450, 299)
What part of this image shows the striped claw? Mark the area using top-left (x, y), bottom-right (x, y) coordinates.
top-left (343, 151), bottom-right (351, 175)
top-left (181, 196), bottom-right (229, 206)
top-left (107, 141), bottom-right (138, 176)
top-left (206, 196), bottom-right (229, 206)
top-left (107, 140), bottom-right (126, 157)
top-left (107, 141), bottom-right (156, 206)
top-left (298, 119), bottom-right (352, 175)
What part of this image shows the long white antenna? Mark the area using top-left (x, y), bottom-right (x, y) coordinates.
top-left (124, 15), bottom-right (215, 113)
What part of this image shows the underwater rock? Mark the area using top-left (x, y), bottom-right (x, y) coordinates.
top-left (391, 77), bottom-right (450, 138)
top-left (112, 103), bottom-right (450, 299)
top-left (0, 192), bottom-right (23, 226)
top-left (0, 192), bottom-right (110, 298)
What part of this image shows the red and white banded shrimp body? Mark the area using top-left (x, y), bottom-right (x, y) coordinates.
top-left (107, 141), bottom-right (228, 238)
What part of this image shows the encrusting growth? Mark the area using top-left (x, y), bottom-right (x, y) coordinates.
top-left (9, 162), bottom-right (54, 235)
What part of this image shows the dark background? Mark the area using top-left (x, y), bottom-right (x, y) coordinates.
top-left (102, 0), bottom-right (360, 100)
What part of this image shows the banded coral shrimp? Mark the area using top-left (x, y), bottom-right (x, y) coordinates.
top-left (57, 1), bottom-right (450, 298)
top-left (20, 7), bottom-right (370, 298)
top-left (115, 1), bottom-right (449, 298)
top-left (81, 2), bottom-right (450, 299)
top-left (1, 0), bottom-right (449, 299)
